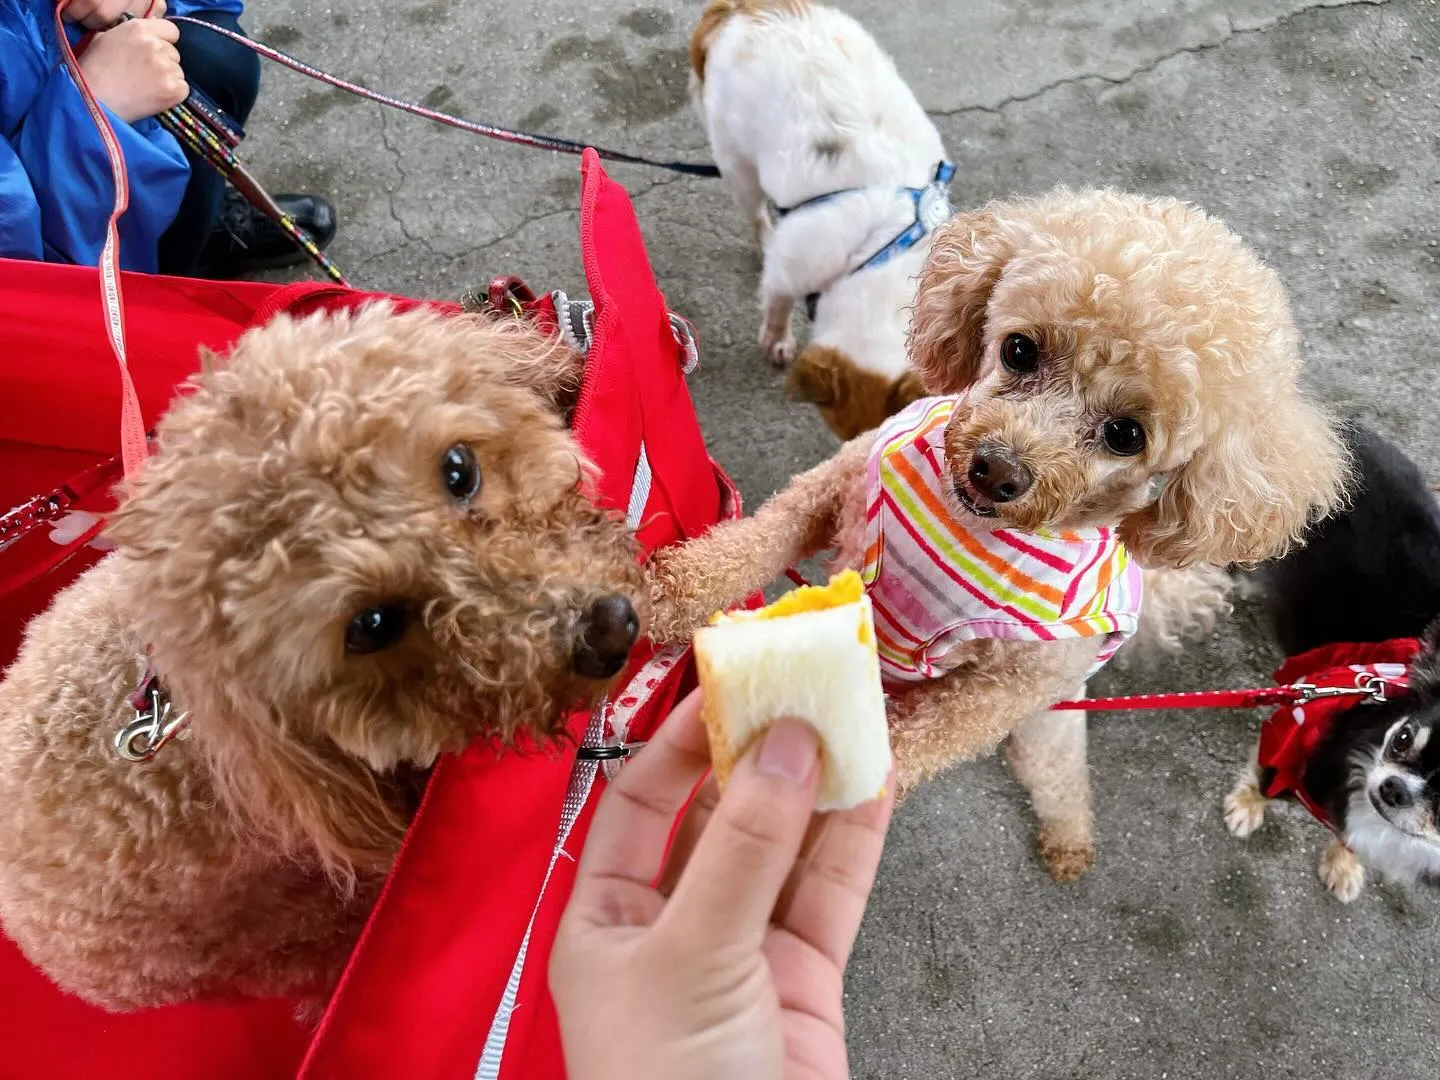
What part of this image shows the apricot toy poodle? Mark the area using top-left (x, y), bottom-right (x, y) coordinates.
top-left (0, 304), bottom-right (646, 1011)
top-left (648, 188), bottom-right (1349, 881)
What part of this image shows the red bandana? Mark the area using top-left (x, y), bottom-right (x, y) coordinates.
top-left (1258, 638), bottom-right (1421, 827)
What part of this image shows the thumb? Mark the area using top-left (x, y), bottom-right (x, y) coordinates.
top-left (656, 719), bottom-right (820, 952)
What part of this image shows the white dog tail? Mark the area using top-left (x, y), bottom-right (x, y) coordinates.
top-left (689, 0), bottom-right (810, 82)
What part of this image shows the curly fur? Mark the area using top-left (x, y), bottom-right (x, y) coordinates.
top-left (910, 188), bottom-right (1349, 567)
top-left (1126, 564), bottom-right (1235, 660)
top-left (651, 188), bottom-right (1346, 880)
top-left (0, 304), bottom-right (645, 1011)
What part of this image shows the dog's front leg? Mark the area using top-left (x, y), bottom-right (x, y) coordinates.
top-left (889, 637), bottom-right (1100, 793)
top-left (646, 434), bottom-right (872, 642)
top-left (757, 205), bottom-right (876, 366)
top-left (1005, 694), bottom-right (1095, 882)
top-left (1222, 745), bottom-right (1271, 838)
top-left (759, 291), bottom-right (796, 366)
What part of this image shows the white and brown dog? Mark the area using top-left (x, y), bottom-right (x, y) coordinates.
top-left (690, 0), bottom-right (940, 439)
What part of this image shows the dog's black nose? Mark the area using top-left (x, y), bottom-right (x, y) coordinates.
top-left (1378, 776), bottom-right (1412, 809)
top-left (968, 443), bottom-right (1034, 503)
top-left (572, 594), bottom-right (640, 679)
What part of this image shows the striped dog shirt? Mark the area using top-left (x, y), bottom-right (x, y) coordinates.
top-left (860, 397), bottom-right (1144, 688)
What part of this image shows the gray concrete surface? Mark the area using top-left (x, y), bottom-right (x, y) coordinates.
top-left (237, 0), bottom-right (1439, 1075)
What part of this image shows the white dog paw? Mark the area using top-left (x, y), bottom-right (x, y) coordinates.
top-left (761, 329), bottom-right (795, 367)
top-left (1319, 839), bottom-right (1366, 903)
top-left (1223, 782), bottom-right (1268, 838)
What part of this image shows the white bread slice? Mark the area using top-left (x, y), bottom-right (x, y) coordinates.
top-left (694, 571), bottom-right (891, 811)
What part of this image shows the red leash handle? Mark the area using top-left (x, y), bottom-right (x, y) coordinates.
top-left (0, 4), bottom-right (152, 601)
top-left (53, 0), bottom-right (149, 483)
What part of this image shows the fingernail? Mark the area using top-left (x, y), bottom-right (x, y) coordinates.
top-left (756, 720), bottom-right (819, 785)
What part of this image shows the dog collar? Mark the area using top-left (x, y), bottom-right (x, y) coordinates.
top-left (1258, 638), bottom-right (1420, 828)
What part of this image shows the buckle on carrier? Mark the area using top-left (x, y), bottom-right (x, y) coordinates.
top-left (576, 741), bottom-right (648, 762)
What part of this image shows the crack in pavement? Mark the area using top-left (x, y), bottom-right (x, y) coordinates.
top-left (366, 4), bottom-right (1395, 263)
top-left (465, 170), bottom-right (688, 256)
top-left (371, 19), bottom-right (441, 257)
top-left (378, 110), bottom-right (442, 258)
top-left (363, 149), bottom-right (694, 269)
top-left (376, 170), bottom-right (691, 269)
top-left (929, 0), bottom-right (1390, 118)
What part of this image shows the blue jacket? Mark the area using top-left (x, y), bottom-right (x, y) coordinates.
top-left (0, 0), bottom-right (241, 272)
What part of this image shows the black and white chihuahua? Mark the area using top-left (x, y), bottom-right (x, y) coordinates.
top-left (1224, 423), bottom-right (1440, 901)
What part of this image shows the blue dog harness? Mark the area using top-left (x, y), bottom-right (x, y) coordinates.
top-left (771, 160), bottom-right (956, 319)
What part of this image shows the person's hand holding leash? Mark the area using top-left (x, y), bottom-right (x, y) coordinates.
top-left (61, 0), bottom-right (165, 32)
top-left (75, 7), bottom-right (186, 124)
top-left (551, 691), bottom-right (896, 1080)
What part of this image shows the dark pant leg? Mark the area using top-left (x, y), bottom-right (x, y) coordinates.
top-left (155, 11), bottom-right (261, 276)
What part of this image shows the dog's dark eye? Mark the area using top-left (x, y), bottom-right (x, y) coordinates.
top-left (1102, 418), bottom-right (1146, 456)
top-left (345, 604), bottom-right (408, 655)
top-left (1391, 725), bottom-right (1414, 756)
top-left (1000, 333), bottom-right (1040, 374)
top-left (441, 443), bottom-right (481, 502)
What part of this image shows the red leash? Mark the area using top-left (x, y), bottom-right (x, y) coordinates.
top-left (785, 565), bottom-right (1400, 714)
top-left (1050, 682), bottom-right (1384, 713)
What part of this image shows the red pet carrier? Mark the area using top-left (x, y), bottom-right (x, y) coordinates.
top-left (0, 151), bottom-right (740, 1079)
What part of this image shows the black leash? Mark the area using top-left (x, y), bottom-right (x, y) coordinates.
top-left (170, 16), bottom-right (722, 178)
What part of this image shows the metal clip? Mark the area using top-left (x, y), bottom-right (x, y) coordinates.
top-left (1358, 673), bottom-right (1391, 704)
top-left (458, 287), bottom-right (524, 319)
top-left (1292, 675), bottom-right (1390, 707)
top-left (114, 686), bottom-right (190, 763)
top-left (576, 741), bottom-right (648, 763)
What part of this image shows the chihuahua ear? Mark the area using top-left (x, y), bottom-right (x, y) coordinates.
top-left (1119, 394), bottom-right (1351, 569)
top-left (1407, 617), bottom-right (1440, 693)
top-left (907, 207), bottom-right (1011, 394)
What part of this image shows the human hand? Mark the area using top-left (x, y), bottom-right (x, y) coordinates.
top-left (75, 12), bottom-right (186, 124)
top-left (550, 691), bottom-right (896, 1080)
top-left (60, 0), bottom-right (167, 32)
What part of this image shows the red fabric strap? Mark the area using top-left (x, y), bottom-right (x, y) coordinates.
top-left (1052, 686), bottom-right (1302, 712)
top-left (1257, 638), bottom-right (1421, 822)
top-left (54, 0), bottom-right (149, 481)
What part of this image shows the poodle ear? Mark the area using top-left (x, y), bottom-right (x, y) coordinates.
top-left (908, 207), bottom-right (1011, 394)
top-left (1119, 395), bottom-right (1350, 569)
top-left (476, 314), bottom-right (585, 413)
top-left (161, 676), bottom-right (408, 891)
top-left (102, 433), bottom-right (192, 555)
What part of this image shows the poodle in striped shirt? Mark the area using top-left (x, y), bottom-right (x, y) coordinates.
top-left (647, 188), bottom-right (1347, 881)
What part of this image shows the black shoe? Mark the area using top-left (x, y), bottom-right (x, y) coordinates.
top-left (198, 189), bottom-right (338, 277)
